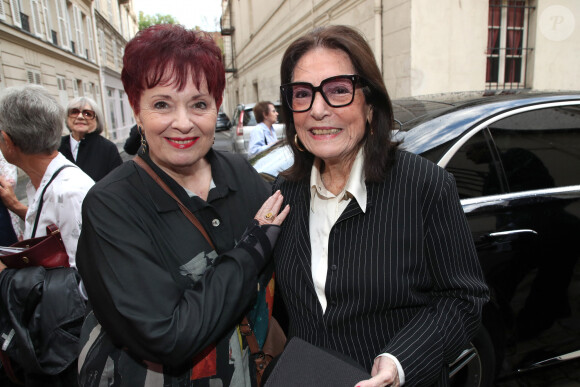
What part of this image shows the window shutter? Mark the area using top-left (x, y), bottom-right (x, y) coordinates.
top-left (41, 0), bottom-right (52, 38)
top-left (0, 0), bottom-right (6, 21)
top-left (30, 0), bottom-right (43, 37)
top-left (86, 17), bottom-right (94, 62)
top-left (55, 0), bottom-right (70, 49)
top-left (9, 0), bottom-right (22, 27)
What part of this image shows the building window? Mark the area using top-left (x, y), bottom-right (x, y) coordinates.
top-left (0, 0), bottom-right (6, 21)
top-left (55, 0), bottom-right (70, 50)
top-left (9, 0), bottom-right (22, 28)
top-left (99, 29), bottom-right (107, 65)
top-left (29, 0), bottom-right (43, 38)
top-left (41, 0), bottom-right (52, 39)
top-left (486, 0), bottom-right (533, 90)
top-left (72, 5), bottom-right (85, 58)
top-left (86, 17), bottom-right (95, 62)
top-left (57, 75), bottom-right (68, 106)
top-left (27, 70), bottom-right (41, 85)
top-left (112, 39), bottom-right (118, 69)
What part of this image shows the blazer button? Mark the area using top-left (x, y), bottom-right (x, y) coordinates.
top-left (330, 300), bottom-right (337, 306)
top-left (212, 219), bottom-right (220, 227)
top-left (330, 264), bottom-right (338, 271)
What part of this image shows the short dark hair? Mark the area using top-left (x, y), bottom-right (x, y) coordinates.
top-left (121, 24), bottom-right (225, 114)
top-left (280, 25), bottom-right (398, 182)
top-left (253, 101), bottom-right (273, 124)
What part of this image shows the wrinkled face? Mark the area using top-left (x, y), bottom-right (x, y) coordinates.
top-left (264, 104), bottom-right (279, 126)
top-left (135, 77), bottom-right (218, 177)
top-left (67, 104), bottom-right (98, 140)
top-left (291, 47), bottom-right (371, 166)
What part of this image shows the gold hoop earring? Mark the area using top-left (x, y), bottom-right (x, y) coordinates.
top-left (294, 134), bottom-right (305, 152)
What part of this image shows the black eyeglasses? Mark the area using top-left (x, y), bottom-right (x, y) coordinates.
top-left (280, 74), bottom-right (366, 113)
top-left (68, 108), bottom-right (96, 120)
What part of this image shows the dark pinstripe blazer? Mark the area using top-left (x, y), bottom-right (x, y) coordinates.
top-left (273, 151), bottom-right (489, 386)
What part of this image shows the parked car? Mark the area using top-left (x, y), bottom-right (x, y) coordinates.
top-left (250, 91), bottom-right (580, 386)
top-left (230, 102), bottom-right (286, 157)
top-left (213, 111), bottom-right (234, 152)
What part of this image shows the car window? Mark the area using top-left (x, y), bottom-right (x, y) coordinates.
top-left (489, 105), bottom-right (580, 191)
top-left (243, 109), bottom-right (256, 126)
top-left (444, 129), bottom-right (505, 199)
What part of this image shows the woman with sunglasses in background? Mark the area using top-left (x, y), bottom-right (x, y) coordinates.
top-left (270, 25), bottom-right (489, 387)
top-left (59, 97), bottom-right (122, 181)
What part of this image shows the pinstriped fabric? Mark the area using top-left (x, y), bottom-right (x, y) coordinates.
top-left (273, 151), bottom-right (489, 386)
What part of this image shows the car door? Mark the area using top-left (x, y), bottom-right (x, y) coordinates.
top-left (440, 102), bottom-right (580, 376)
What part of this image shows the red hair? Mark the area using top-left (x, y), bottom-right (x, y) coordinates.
top-left (121, 24), bottom-right (225, 114)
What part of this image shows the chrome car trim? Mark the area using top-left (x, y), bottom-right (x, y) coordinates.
top-left (488, 229), bottom-right (538, 237)
top-left (460, 185), bottom-right (580, 213)
top-left (448, 347), bottom-right (478, 378)
top-left (518, 350), bottom-right (580, 372)
top-left (438, 100), bottom-right (580, 168)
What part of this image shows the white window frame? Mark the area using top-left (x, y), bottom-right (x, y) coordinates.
top-left (99, 29), bottom-right (107, 66)
top-left (72, 5), bottom-right (85, 57)
top-left (486, 1), bottom-right (530, 90)
top-left (55, 0), bottom-right (70, 49)
top-left (29, 0), bottom-right (43, 38)
top-left (0, 0), bottom-right (7, 21)
top-left (73, 79), bottom-right (79, 97)
top-left (112, 39), bottom-right (118, 69)
top-left (86, 17), bottom-right (95, 62)
top-left (9, 0), bottom-right (22, 27)
top-left (41, 0), bottom-right (52, 41)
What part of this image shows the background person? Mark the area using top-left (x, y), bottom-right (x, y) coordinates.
top-left (0, 84), bottom-right (93, 386)
top-left (76, 24), bottom-right (289, 387)
top-left (59, 96), bottom-right (122, 181)
top-left (248, 101), bottom-right (278, 157)
top-left (123, 123), bottom-right (142, 155)
top-left (272, 25), bottom-right (489, 387)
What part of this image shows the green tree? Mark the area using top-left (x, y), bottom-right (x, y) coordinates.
top-left (138, 11), bottom-right (180, 30)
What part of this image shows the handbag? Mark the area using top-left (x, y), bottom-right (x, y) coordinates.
top-left (134, 156), bottom-right (287, 386)
top-left (0, 165), bottom-right (71, 269)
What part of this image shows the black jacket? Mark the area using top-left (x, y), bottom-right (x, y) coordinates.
top-left (59, 132), bottom-right (123, 182)
top-left (77, 149), bottom-right (275, 385)
top-left (0, 266), bottom-right (86, 376)
top-left (273, 151), bottom-right (489, 386)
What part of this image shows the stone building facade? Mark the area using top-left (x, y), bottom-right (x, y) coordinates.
top-left (220, 0), bottom-right (580, 115)
top-left (0, 0), bottom-right (137, 142)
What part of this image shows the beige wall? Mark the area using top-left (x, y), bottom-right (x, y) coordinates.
top-left (531, 0), bottom-right (580, 90)
top-left (222, 0), bottom-right (580, 115)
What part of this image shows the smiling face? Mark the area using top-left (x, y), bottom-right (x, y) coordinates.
top-left (292, 47), bottom-right (371, 167)
top-left (135, 76), bottom-right (218, 178)
top-left (67, 103), bottom-right (98, 140)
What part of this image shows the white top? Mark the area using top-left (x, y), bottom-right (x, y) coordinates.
top-left (69, 134), bottom-right (81, 161)
top-left (308, 148), bottom-right (406, 385)
top-left (24, 153), bottom-right (94, 268)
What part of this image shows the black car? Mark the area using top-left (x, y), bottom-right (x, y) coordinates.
top-left (250, 91), bottom-right (580, 386)
top-left (213, 111), bottom-right (234, 152)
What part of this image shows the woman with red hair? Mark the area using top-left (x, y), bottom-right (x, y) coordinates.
top-left (76, 24), bottom-right (288, 387)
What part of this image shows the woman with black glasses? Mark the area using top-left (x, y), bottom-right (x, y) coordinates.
top-left (271, 25), bottom-right (489, 387)
top-left (59, 96), bottom-right (122, 181)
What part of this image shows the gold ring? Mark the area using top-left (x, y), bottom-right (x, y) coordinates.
top-left (265, 212), bottom-right (274, 220)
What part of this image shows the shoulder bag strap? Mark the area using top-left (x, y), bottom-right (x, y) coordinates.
top-left (133, 156), bottom-right (215, 250)
top-left (134, 156), bottom-right (262, 356)
top-left (31, 165), bottom-right (72, 238)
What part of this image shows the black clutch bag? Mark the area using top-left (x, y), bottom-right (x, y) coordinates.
top-left (264, 337), bottom-right (370, 387)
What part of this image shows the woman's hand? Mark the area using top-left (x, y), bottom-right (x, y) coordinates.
top-left (0, 175), bottom-right (27, 220)
top-left (355, 356), bottom-right (400, 387)
top-left (254, 190), bottom-right (290, 226)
